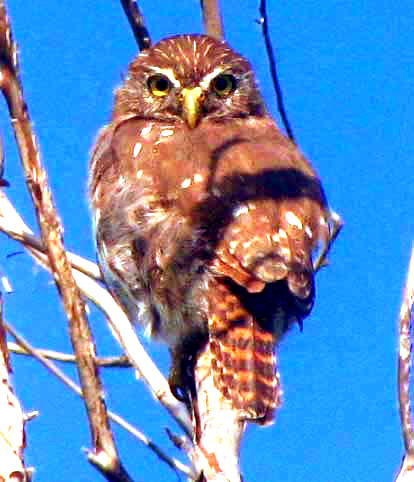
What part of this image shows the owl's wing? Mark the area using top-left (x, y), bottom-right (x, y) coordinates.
top-left (191, 117), bottom-right (330, 323)
top-left (89, 119), bottom-right (157, 329)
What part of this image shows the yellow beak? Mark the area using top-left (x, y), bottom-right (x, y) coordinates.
top-left (182, 87), bottom-right (203, 128)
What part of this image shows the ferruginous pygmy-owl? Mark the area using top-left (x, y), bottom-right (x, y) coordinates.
top-left (89, 34), bottom-right (329, 423)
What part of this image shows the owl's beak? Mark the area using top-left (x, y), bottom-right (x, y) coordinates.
top-left (181, 87), bottom-right (203, 128)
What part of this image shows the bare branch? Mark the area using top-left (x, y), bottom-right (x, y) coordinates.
top-left (5, 321), bottom-right (194, 479)
top-left (0, 294), bottom-right (28, 481)
top-left (258, 0), bottom-right (295, 142)
top-left (396, 453), bottom-right (414, 482)
top-left (398, 247), bottom-right (414, 453)
top-left (7, 343), bottom-right (131, 367)
top-left (0, 2), bottom-right (121, 475)
top-left (200, 0), bottom-right (224, 40)
top-left (120, 0), bottom-right (151, 51)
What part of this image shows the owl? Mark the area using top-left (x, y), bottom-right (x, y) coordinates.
top-left (89, 34), bottom-right (329, 423)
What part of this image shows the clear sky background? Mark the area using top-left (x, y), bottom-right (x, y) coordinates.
top-left (0, 2), bottom-right (412, 481)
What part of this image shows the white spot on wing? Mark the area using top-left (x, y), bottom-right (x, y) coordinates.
top-left (194, 173), bottom-right (203, 183)
top-left (228, 240), bottom-right (238, 254)
top-left (285, 211), bottom-right (303, 229)
top-left (181, 178), bottom-right (191, 189)
top-left (141, 125), bottom-right (152, 136)
top-left (305, 226), bottom-right (313, 238)
top-left (281, 247), bottom-right (290, 257)
top-left (161, 129), bottom-right (174, 137)
top-left (278, 228), bottom-right (288, 239)
top-left (133, 142), bottom-right (142, 158)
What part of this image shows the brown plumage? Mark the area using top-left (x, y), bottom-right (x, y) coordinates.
top-left (89, 34), bottom-right (329, 423)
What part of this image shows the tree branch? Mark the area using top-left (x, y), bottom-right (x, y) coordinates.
top-left (0, 2), bottom-right (123, 478)
top-left (7, 343), bottom-right (131, 367)
top-left (398, 247), bottom-right (414, 453)
top-left (190, 346), bottom-right (246, 481)
top-left (120, 0), bottom-right (151, 51)
top-left (0, 295), bottom-right (28, 481)
top-left (258, 0), bottom-right (295, 142)
top-left (200, 0), bottom-right (224, 40)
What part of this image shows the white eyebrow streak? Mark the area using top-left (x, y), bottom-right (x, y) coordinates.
top-left (146, 67), bottom-right (181, 88)
top-left (199, 67), bottom-right (226, 90)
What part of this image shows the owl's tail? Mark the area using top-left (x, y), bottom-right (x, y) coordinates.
top-left (208, 284), bottom-right (281, 424)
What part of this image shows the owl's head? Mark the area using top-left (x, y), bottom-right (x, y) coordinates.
top-left (114, 34), bottom-right (266, 126)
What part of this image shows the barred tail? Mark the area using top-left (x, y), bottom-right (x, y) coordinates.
top-left (208, 284), bottom-right (281, 424)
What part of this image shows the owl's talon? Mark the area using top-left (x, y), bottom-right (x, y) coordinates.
top-left (169, 378), bottom-right (189, 403)
top-left (168, 366), bottom-right (192, 408)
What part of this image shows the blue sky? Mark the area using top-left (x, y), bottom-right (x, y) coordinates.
top-left (0, 1), bottom-right (412, 481)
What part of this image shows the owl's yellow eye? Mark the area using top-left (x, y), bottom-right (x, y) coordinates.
top-left (211, 74), bottom-right (237, 96)
top-left (148, 74), bottom-right (172, 97)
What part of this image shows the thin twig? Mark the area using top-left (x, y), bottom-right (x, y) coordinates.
top-left (258, 0), bottom-right (295, 142)
top-left (313, 210), bottom-right (343, 273)
top-left (7, 343), bottom-right (131, 367)
top-left (398, 247), bottom-right (414, 453)
top-left (0, 3), bottom-right (122, 478)
top-left (200, 0), bottom-right (224, 40)
top-left (120, 0), bottom-right (151, 51)
top-left (5, 321), bottom-right (195, 479)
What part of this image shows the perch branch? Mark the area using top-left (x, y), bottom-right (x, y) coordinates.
top-left (0, 3), bottom-right (124, 478)
top-left (258, 0), bottom-right (295, 142)
top-left (120, 0), bottom-right (151, 51)
top-left (200, 0), bottom-right (224, 40)
top-left (190, 345), bottom-right (246, 481)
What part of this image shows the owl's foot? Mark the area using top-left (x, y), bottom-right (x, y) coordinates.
top-left (168, 353), bottom-right (194, 409)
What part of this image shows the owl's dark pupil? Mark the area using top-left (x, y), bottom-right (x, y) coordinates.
top-left (215, 77), bottom-right (228, 91)
top-left (212, 74), bottom-right (236, 96)
top-left (155, 78), bottom-right (168, 91)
